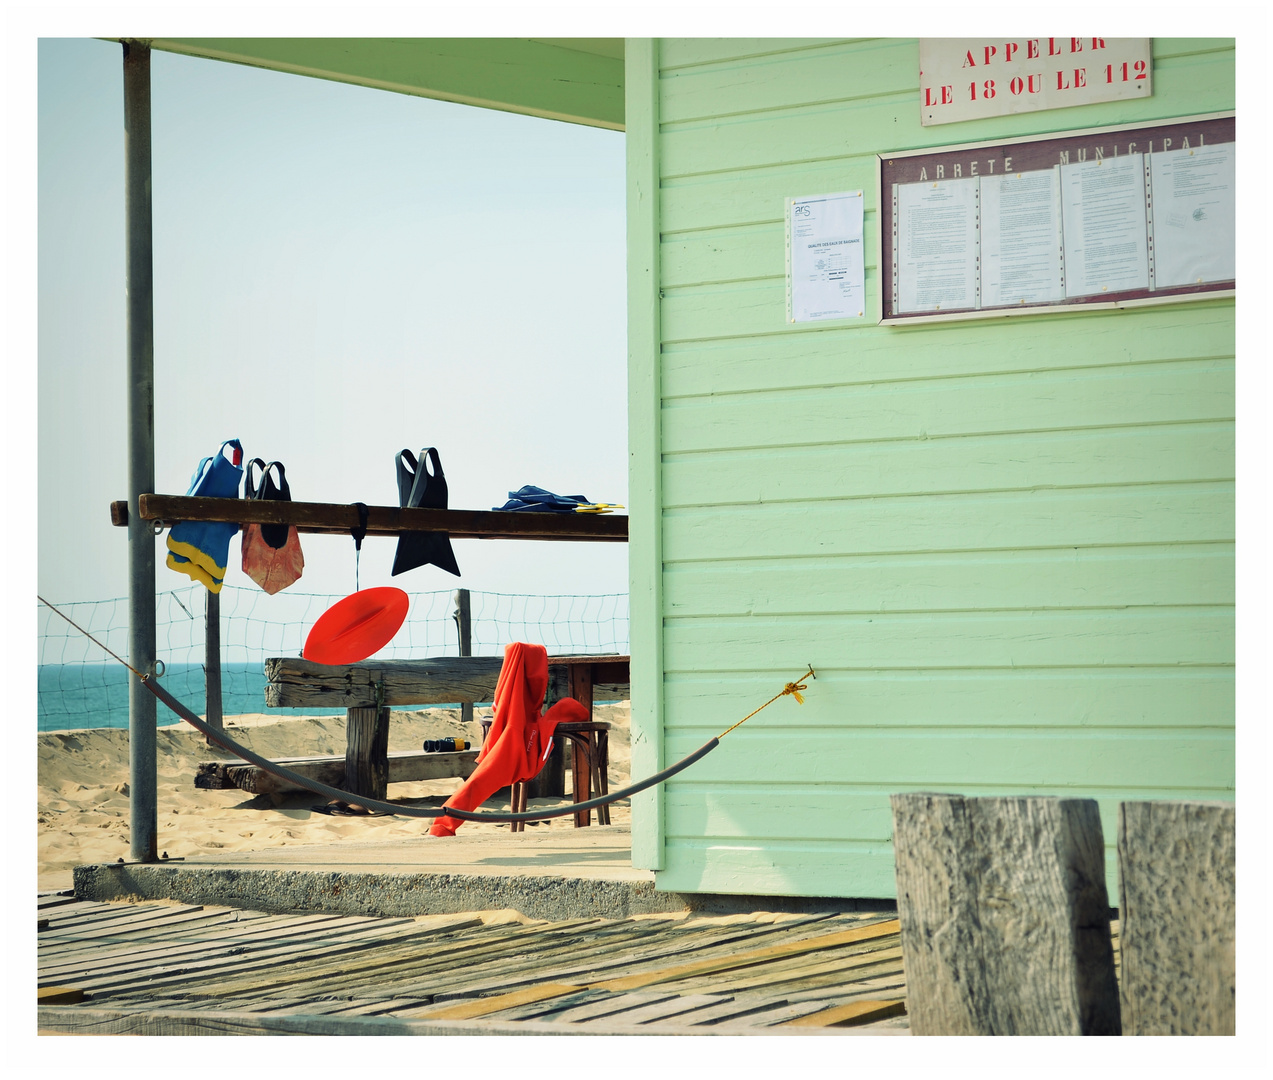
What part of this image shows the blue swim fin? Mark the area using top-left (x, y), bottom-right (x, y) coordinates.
top-left (166, 440), bottom-right (244, 594)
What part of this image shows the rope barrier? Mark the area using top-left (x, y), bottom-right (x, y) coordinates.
top-left (38, 595), bottom-right (814, 824)
top-left (37, 595), bottom-right (147, 679)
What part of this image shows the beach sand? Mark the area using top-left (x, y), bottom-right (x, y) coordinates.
top-left (37, 702), bottom-right (631, 892)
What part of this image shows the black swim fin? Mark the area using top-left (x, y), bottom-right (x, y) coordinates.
top-left (244, 458), bottom-right (293, 549)
top-left (391, 447), bottom-right (461, 578)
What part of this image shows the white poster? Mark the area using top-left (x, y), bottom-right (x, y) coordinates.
top-left (981, 168), bottom-right (1065, 307)
top-left (896, 176), bottom-right (980, 314)
top-left (787, 191), bottom-right (865, 322)
top-left (1149, 143), bottom-right (1236, 288)
top-left (1060, 154), bottom-right (1150, 297)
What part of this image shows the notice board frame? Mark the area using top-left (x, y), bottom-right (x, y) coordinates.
top-left (877, 112), bottom-right (1235, 326)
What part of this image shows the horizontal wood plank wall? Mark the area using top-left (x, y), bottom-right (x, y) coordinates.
top-left (650, 38), bottom-right (1235, 898)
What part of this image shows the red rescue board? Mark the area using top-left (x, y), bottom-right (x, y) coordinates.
top-left (303, 587), bottom-right (409, 665)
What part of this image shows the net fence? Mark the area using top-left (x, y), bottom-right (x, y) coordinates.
top-left (38, 586), bottom-right (629, 731)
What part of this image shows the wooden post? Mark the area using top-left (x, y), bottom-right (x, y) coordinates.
top-left (890, 793), bottom-right (1121, 1035)
top-left (569, 662), bottom-right (595, 718)
top-left (1117, 800), bottom-right (1236, 1035)
top-left (204, 589), bottom-right (223, 747)
top-left (344, 705), bottom-right (389, 803)
top-left (453, 589), bottom-right (473, 726)
top-left (569, 664), bottom-right (596, 826)
top-left (123, 494), bottom-right (630, 541)
top-left (525, 667), bottom-right (566, 800)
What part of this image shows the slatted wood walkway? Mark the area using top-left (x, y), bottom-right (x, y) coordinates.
top-left (37, 892), bottom-right (910, 1036)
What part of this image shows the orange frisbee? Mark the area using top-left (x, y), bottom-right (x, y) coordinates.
top-left (303, 587), bottom-right (409, 665)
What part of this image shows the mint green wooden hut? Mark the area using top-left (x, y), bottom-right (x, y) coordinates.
top-left (141, 37), bottom-right (1235, 900)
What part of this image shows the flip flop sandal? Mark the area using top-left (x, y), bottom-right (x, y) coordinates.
top-left (310, 803), bottom-right (344, 816)
top-left (310, 801), bottom-right (388, 817)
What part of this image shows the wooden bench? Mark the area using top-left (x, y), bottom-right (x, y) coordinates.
top-left (196, 655), bottom-right (629, 814)
top-left (195, 750), bottom-right (479, 796)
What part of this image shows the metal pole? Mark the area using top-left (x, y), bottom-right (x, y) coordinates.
top-left (205, 589), bottom-right (223, 746)
top-left (453, 589), bottom-right (473, 725)
top-left (123, 40), bottom-right (158, 863)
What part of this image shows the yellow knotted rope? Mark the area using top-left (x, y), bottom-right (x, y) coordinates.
top-left (717, 665), bottom-right (816, 740)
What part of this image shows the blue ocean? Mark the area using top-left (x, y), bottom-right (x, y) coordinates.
top-left (37, 663), bottom-right (345, 733)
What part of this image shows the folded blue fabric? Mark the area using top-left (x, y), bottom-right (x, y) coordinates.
top-left (494, 485), bottom-right (593, 513)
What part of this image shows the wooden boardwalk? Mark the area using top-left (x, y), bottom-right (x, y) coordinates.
top-left (37, 893), bottom-right (910, 1036)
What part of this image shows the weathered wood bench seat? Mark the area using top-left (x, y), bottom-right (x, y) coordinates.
top-left (197, 655), bottom-right (629, 812)
top-left (196, 749), bottom-right (479, 796)
top-left (260, 655), bottom-right (630, 711)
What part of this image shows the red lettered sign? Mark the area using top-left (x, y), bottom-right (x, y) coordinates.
top-left (920, 39), bottom-right (1152, 126)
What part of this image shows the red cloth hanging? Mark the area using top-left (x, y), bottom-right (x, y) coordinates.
top-left (241, 522), bottom-right (305, 594)
top-left (429, 642), bottom-right (589, 836)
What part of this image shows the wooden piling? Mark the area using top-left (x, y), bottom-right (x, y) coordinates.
top-left (1117, 800), bottom-right (1235, 1035)
top-left (453, 589), bottom-right (473, 726)
top-left (344, 705), bottom-right (390, 803)
top-left (204, 589), bottom-right (223, 747)
top-left (891, 793), bottom-right (1121, 1035)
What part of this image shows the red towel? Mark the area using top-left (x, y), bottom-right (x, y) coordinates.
top-left (429, 642), bottom-right (589, 836)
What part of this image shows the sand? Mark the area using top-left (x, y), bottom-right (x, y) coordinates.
top-left (37, 702), bottom-right (631, 892)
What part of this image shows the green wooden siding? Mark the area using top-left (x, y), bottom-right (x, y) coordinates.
top-left (627, 38), bottom-right (1235, 898)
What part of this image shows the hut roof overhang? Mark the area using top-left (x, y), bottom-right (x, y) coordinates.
top-left (144, 37), bottom-right (626, 130)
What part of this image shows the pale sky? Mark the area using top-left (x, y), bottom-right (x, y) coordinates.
top-left (37, 37), bottom-right (629, 605)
